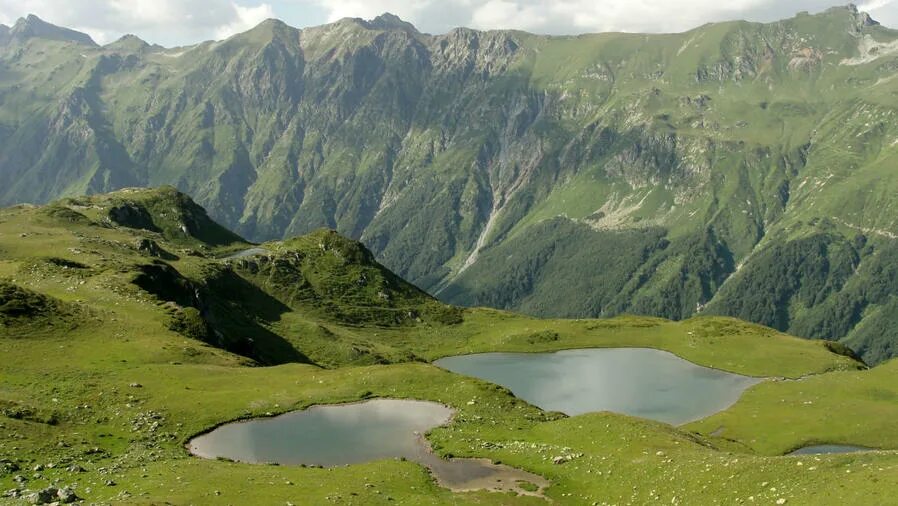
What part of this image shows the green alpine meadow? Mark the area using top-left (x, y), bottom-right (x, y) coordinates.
top-left (2, 3), bottom-right (898, 505)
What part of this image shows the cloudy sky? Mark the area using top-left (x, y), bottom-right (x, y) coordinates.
top-left (0, 0), bottom-right (895, 47)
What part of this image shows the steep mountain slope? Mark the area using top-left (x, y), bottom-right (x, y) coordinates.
top-left (0, 7), bottom-right (897, 362)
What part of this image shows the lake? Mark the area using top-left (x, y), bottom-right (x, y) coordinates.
top-left (434, 348), bottom-right (762, 425)
top-left (789, 445), bottom-right (872, 455)
top-left (188, 399), bottom-right (548, 495)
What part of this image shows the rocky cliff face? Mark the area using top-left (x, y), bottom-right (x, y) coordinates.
top-left (1, 8), bottom-right (898, 362)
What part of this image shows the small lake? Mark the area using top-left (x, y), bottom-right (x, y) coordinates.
top-left (188, 399), bottom-right (548, 495)
top-left (789, 445), bottom-right (872, 455)
top-left (434, 348), bottom-right (761, 425)
top-left (223, 247), bottom-right (270, 260)
top-left (189, 399), bottom-right (452, 466)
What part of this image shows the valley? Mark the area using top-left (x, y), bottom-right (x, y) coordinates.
top-left (3, 4), bottom-right (898, 503)
top-left (1, 6), bottom-right (898, 362)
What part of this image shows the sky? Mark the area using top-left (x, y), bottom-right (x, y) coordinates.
top-left (0, 0), bottom-right (895, 47)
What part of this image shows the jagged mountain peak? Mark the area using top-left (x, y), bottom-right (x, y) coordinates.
top-left (368, 13), bottom-right (420, 33)
top-left (9, 13), bottom-right (96, 46)
top-left (229, 17), bottom-right (300, 45)
top-left (105, 33), bottom-right (153, 52)
top-left (252, 18), bottom-right (291, 31)
top-left (320, 13), bottom-right (420, 35)
top-left (830, 3), bottom-right (880, 26)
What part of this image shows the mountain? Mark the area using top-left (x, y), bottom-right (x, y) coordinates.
top-left (104, 34), bottom-right (159, 53)
top-left (0, 7), bottom-right (897, 363)
top-left (5, 14), bottom-right (96, 46)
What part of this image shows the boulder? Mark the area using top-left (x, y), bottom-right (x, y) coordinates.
top-left (57, 486), bottom-right (78, 503)
top-left (27, 487), bottom-right (58, 504)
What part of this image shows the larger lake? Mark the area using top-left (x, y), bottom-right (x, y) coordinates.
top-left (434, 348), bottom-right (761, 425)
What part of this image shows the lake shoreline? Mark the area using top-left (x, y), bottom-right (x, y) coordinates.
top-left (186, 398), bottom-right (551, 497)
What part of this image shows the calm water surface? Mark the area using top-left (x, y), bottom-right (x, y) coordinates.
top-left (435, 348), bottom-right (762, 425)
top-left (189, 399), bottom-right (452, 466)
top-left (223, 247), bottom-right (270, 260)
top-left (188, 399), bottom-right (548, 494)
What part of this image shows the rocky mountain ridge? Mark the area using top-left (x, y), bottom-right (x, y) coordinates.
top-left (0, 6), bottom-right (897, 362)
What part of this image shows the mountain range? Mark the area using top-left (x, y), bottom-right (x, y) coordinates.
top-left (0, 5), bottom-right (897, 363)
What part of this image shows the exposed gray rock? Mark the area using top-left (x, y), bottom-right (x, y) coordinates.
top-left (27, 486), bottom-right (58, 505)
top-left (0, 459), bottom-right (19, 474)
top-left (56, 486), bottom-right (78, 503)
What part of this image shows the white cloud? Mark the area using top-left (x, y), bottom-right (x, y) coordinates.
top-left (0, 0), bottom-right (895, 46)
top-left (0, 0), bottom-right (275, 46)
top-left (470, 1), bottom-right (548, 32)
top-left (311, 0), bottom-right (898, 35)
top-left (858, 0), bottom-right (894, 11)
top-left (215, 2), bottom-right (275, 39)
top-left (315, 0), bottom-right (435, 22)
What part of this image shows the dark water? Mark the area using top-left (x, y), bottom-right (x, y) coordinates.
top-left (434, 348), bottom-right (761, 425)
top-left (188, 399), bottom-right (548, 494)
top-left (789, 445), bottom-right (872, 455)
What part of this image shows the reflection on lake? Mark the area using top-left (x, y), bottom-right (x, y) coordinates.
top-left (435, 348), bottom-right (762, 425)
top-left (188, 399), bottom-right (548, 495)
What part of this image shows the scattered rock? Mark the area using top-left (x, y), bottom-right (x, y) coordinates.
top-left (129, 383), bottom-right (143, 388)
top-left (0, 459), bottom-right (19, 474)
top-left (57, 487), bottom-right (78, 503)
top-left (27, 487), bottom-right (58, 505)
top-left (105, 480), bottom-right (116, 487)
top-left (552, 456), bottom-right (568, 465)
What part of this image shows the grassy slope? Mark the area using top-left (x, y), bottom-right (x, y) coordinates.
top-left (687, 358), bottom-right (898, 455)
top-left (3, 189), bottom-right (898, 504)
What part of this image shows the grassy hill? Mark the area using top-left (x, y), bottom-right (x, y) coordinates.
top-left (5, 189), bottom-right (898, 504)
